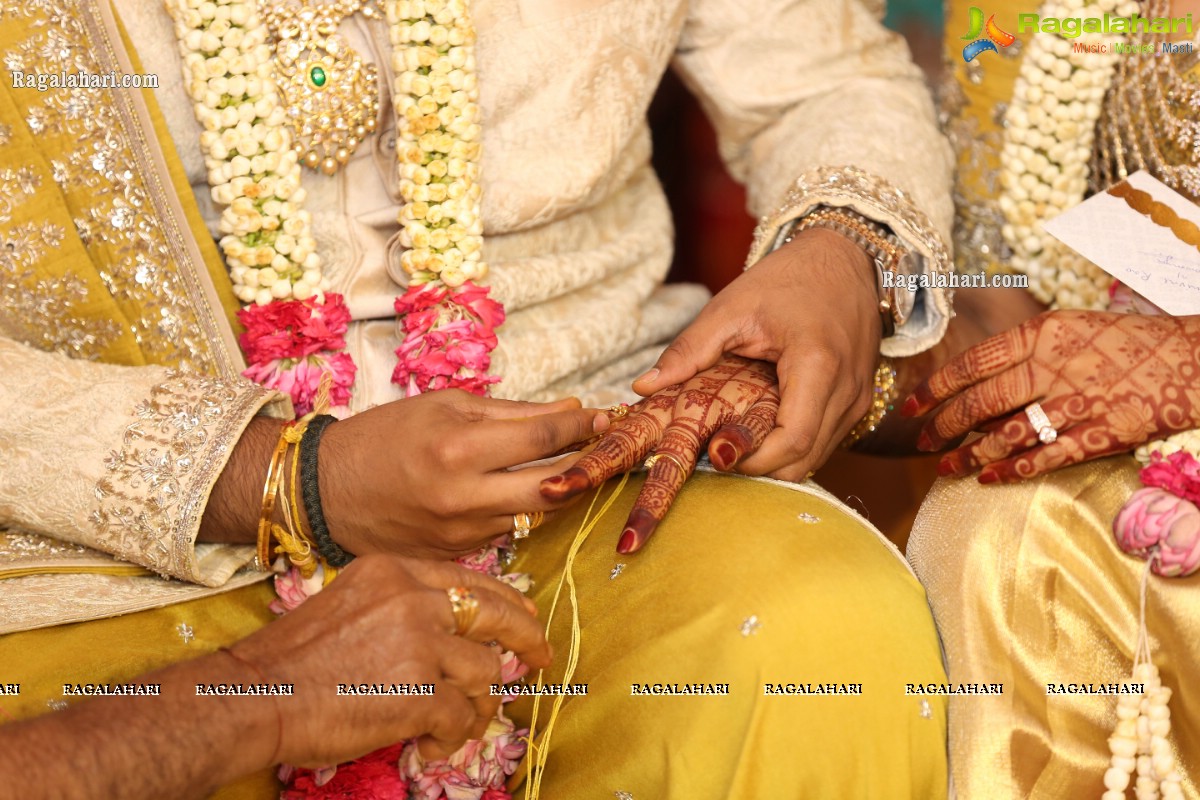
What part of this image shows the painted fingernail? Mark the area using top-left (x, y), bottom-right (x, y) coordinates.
top-left (901, 396), bottom-right (921, 417)
top-left (936, 459), bottom-right (957, 478)
top-left (618, 509), bottom-right (658, 554)
top-left (714, 442), bottom-right (739, 470)
top-left (916, 430), bottom-right (934, 451)
top-left (979, 470), bottom-right (999, 485)
top-left (540, 468), bottom-right (589, 499)
top-left (617, 529), bottom-right (638, 554)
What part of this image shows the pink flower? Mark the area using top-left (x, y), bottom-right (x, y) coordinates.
top-left (456, 545), bottom-right (501, 577)
top-left (239, 294), bottom-right (352, 363)
top-left (1139, 450), bottom-right (1200, 504)
top-left (281, 743), bottom-right (409, 798)
top-left (1114, 487), bottom-right (1200, 577)
top-left (392, 281), bottom-right (504, 397)
top-left (243, 350), bottom-right (356, 416)
top-left (497, 650), bottom-right (528, 688)
top-left (269, 564), bottom-right (326, 615)
top-left (401, 711), bottom-right (527, 800)
top-left (1108, 281), bottom-right (1167, 316)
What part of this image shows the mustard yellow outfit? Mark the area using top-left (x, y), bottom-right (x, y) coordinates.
top-left (0, 0), bottom-right (954, 795)
top-left (908, 3), bottom-right (1200, 797)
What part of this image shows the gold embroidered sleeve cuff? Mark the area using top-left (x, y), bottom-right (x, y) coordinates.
top-left (746, 165), bottom-right (954, 359)
top-left (0, 338), bottom-right (282, 587)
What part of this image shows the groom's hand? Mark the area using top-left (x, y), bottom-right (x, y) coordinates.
top-left (632, 227), bottom-right (882, 482)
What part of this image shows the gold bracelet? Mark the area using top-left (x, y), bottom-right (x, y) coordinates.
top-left (272, 417), bottom-right (322, 578)
top-left (842, 358), bottom-right (898, 448)
top-left (793, 207), bottom-right (913, 337)
top-left (256, 424), bottom-right (292, 571)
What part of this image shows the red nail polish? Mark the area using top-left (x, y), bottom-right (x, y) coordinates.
top-left (617, 529), bottom-right (637, 554)
top-left (979, 471), bottom-right (999, 485)
top-left (936, 459), bottom-right (956, 477)
top-left (714, 442), bottom-right (738, 469)
top-left (542, 475), bottom-right (565, 485)
top-left (901, 396), bottom-right (921, 417)
top-left (917, 431), bottom-right (934, 451)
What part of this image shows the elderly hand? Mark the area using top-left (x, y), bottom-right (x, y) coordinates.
top-left (630, 227), bottom-right (882, 482)
top-left (904, 310), bottom-right (1200, 482)
top-left (539, 355), bottom-right (779, 553)
top-left (319, 390), bottom-right (608, 559)
top-left (230, 553), bottom-right (552, 765)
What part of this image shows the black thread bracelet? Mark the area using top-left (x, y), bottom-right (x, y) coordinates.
top-left (299, 414), bottom-right (353, 567)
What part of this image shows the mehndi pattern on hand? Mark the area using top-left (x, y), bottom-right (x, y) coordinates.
top-left (905, 310), bottom-right (1200, 483)
top-left (541, 355), bottom-right (779, 553)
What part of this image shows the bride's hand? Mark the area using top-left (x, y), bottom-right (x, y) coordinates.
top-left (903, 310), bottom-right (1200, 482)
top-left (539, 355), bottom-right (779, 554)
top-left (319, 390), bottom-right (607, 559)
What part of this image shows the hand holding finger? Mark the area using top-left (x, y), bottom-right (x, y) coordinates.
top-left (540, 390), bottom-right (677, 501)
top-left (709, 388), bottom-right (780, 471)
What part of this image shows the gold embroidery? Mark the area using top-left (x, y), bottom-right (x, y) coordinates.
top-left (0, 531), bottom-right (91, 565)
top-left (0, 114), bottom-right (123, 355)
top-left (749, 164), bottom-right (953, 285)
top-left (90, 371), bottom-right (271, 581)
top-left (1, 0), bottom-right (238, 374)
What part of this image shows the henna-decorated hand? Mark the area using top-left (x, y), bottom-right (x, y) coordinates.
top-left (629, 227), bottom-right (882, 480)
top-left (539, 355), bottom-right (780, 554)
top-left (903, 310), bottom-right (1200, 483)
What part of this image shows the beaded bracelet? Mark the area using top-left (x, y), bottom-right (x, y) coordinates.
top-left (299, 414), bottom-right (353, 567)
top-left (792, 206), bottom-right (914, 338)
top-left (842, 358), bottom-right (898, 448)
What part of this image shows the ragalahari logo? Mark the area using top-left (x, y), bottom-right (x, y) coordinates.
top-left (962, 7), bottom-right (1016, 62)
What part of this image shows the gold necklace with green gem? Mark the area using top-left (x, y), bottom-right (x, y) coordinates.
top-left (258, 0), bottom-right (381, 175)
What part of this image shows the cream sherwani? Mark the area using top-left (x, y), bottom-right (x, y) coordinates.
top-left (0, 0), bottom-right (952, 630)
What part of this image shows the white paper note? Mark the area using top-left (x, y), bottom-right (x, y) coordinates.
top-left (1042, 170), bottom-right (1200, 316)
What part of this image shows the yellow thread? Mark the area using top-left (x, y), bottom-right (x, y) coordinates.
top-left (521, 473), bottom-right (630, 799)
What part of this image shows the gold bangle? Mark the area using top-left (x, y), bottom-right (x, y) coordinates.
top-left (842, 358), bottom-right (898, 448)
top-left (257, 425), bottom-right (292, 571)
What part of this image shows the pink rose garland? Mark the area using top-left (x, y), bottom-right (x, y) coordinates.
top-left (392, 283), bottom-right (505, 397)
top-left (238, 295), bottom-right (357, 416)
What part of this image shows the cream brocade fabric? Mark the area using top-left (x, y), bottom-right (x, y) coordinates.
top-left (125, 0), bottom-right (957, 409)
top-left (0, 0), bottom-right (955, 631)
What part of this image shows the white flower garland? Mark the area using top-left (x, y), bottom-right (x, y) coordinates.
top-left (169, 0), bottom-right (325, 306)
top-left (997, 0), bottom-right (1136, 310)
top-left (385, 0), bottom-right (486, 288)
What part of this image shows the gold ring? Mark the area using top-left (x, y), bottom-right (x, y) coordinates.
top-left (512, 512), bottom-right (532, 540)
top-left (528, 510), bottom-right (545, 530)
top-left (446, 586), bottom-right (480, 636)
top-left (607, 403), bottom-right (630, 418)
top-left (643, 452), bottom-right (690, 475)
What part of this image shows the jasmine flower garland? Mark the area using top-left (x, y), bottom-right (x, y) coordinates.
top-left (169, 0), bottom-right (527, 795)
